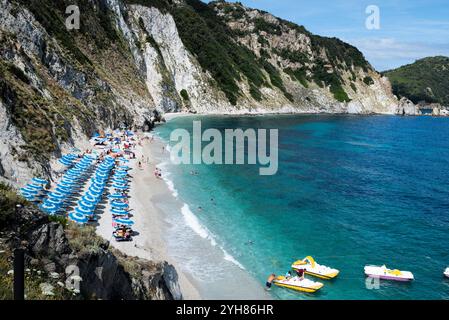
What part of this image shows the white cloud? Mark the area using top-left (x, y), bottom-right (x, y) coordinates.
top-left (347, 38), bottom-right (449, 71)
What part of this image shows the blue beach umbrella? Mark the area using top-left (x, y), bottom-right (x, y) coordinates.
top-left (21, 188), bottom-right (39, 195)
top-left (112, 184), bottom-right (128, 190)
top-left (68, 212), bottom-right (88, 224)
top-left (108, 193), bottom-right (126, 200)
top-left (86, 188), bottom-right (102, 197)
top-left (114, 218), bottom-right (134, 226)
top-left (45, 198), bottom-right (62, 206)
top-left (65, 170), bottom-right (82, 175)
top-left (112, 174), bottom-right (127, 179)
top-left (96, 166), bottom-right (111, 172)
top-left (55, 187), bottom-right (72, 194)
top-left (111, 179), bottom-right (128, 185)
top-left (95, 171), bottom-right (108, 178)
top-left (82, 194), bottom-right (98, 203)
top-left (20, 191), bottom-right (34, 198)
top-left (49, 192), bottom-right (65, 199)
top-left (75, 206), bottom-right (93, 215)
top-left (111, 201), bottom-right (129, 209)
top-left (32, 177), bottom-right (48, 185)
top-left (91, 179), bottom-right (108, 186)
top-left (59, 182), bottom-right (75, 188)
top-left (79, 200), bottom-right (96, 209)
top-left (89, 185), bottom-right (104, 194)
top-left (40, 203), bottom-right (58, 212)
top-left (26, 183), bottom-right (43, 190)
top-left (112, 175), bottom-right (127, 180)
top-left (59, 159), bottom-right (73, 166)
top-left (111, 208), bottom-right (128, 216)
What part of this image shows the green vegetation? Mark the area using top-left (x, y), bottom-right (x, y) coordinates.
top-left (284, 67), bottom-right (309, 88)
top-left (0, 61), bottom-right (60, 158)
top-left (65, 224), bottom-right (106, 255)
top-left (0, 247), bottom-right (73, 300)
top-left (253, 18), bottom-right (282, 35)
top-left (180, 89), bottom-right (189, 101)
top-left (310, 35), bottom-right (370, 72)
top-left (259, 59), bottom-right (293, 101)
top-left (383, 56), bottom-right (449, 105)
top-left (311, 60), bottom-right (350, 102)
top-left (172, 0), bottom-right (269, 105)
top-left (363, 76), bottom-right (374, 86)
top-left (274, 48), bottom-right (309, 65)
top-left (0, 183), bottom-right (27, 228)
top-left (17, 0), bottom-right (91, 66)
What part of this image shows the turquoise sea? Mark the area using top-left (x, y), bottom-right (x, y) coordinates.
top-left (155, 114), bottom-right (449, 300)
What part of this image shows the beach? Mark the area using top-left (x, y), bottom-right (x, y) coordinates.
top-left (95, 126), bottom-right (271, 300)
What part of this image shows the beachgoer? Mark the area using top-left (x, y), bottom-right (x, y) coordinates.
top-left (285, 271), bottom-right (292, 279)
top-left (295, 269), bottom-right (305, 280)
top-left (266, 274), bottom-right (276, 290)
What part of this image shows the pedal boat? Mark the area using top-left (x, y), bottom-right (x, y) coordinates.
top-left (292, 256), bottom-right (339, 280)
top-left (444, 267), bottom-right (449, 279)
top-left (273, 276), bottom-right (324, 293)
top-left (364, 265), bottom-right (414, 282)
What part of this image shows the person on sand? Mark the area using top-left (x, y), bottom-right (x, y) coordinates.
top-left (138, 161), bottom-right (142, 169)
top-left (266, 274), bottom-right (276, 290)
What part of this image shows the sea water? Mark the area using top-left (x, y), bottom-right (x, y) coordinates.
top-left (155, 114), bottom-right (449, 300)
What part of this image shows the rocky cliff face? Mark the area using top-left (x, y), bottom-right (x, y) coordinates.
top-left (0, 0), bottom-right (400, 184)
top-left (0, 201), bottom-right (180, 300)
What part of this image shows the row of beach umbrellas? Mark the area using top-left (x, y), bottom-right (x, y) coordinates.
top-left (58, 153), bottom-right (78, 167)
top-left (20, 177), bottom-right (49, 202)
top-left (109, 158), bottom-right (134, 228)
top-left (68, 156), bottom-right (116, 224)
top-left (40, 154), bottom-right (95, 215)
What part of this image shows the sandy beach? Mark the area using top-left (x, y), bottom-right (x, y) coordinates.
top-left (95, 127), bottom-right (271, 300)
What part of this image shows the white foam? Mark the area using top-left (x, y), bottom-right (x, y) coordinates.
top-left (180, 204), bottom-right (246, 270)
top-left (159, 162), bottom-right (178, 198)
top-left (181, 203), bottom-right (217, 246)
top-left (223, 249), bottom-right (246, 270)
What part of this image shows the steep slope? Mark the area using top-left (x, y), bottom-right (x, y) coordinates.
top-left (384, 56), bottom-right (449, 107)
top-left (170, 0), bottom-right (398, 113)
top-left (0, 0), bottom-right (399, 184)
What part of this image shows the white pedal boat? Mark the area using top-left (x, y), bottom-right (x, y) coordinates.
top-left (292, 256), bottom-right (339, 280)
top-left (273, 276), bottom-right (324, 293)
top-left (444, 267), bottom-right (449, 279)
top-left (364, 265), bottom-right (414, 282)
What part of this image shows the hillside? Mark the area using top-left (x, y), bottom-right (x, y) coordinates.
top-left (0, 0), bottom-right (399, 184)
top-left (384, 56), bottom-right (449, 106)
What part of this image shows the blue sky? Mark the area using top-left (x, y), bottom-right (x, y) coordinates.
top-left (204, 0), bottom-right (449, 71)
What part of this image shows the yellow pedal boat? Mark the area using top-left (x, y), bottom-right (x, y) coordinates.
top-left (273, 276), bottom-right (324, 293)
top-left (292, 256), bottom-right (340, 280)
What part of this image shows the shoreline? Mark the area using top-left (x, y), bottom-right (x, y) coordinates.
top-left (162, 110), bottom-right (402, 122)
top-left (95, 134), bottom-right (201, 300)
top-left (95, 130), bottom-right (270, 300)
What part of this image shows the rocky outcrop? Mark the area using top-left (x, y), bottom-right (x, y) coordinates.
top-left (2, 204), bottom-right (180, 300)
top-left (396, 97), bottom-right (420, 116)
